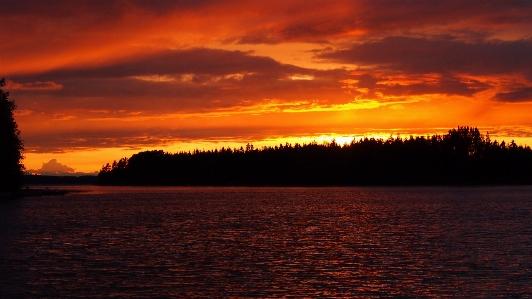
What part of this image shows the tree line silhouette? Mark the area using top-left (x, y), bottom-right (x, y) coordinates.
top-left (98, 126), bottom-right (532, 186)
top-left (1, 78), bottom-right (25, 192)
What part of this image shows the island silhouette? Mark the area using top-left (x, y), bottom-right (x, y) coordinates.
top-left (98, 126), bottom-right (532, 186)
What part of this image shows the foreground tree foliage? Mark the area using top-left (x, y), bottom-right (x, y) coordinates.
top-left (98, 127), bottom-right (532, 186)
top-left (0, 78), bottom-right (25, 191)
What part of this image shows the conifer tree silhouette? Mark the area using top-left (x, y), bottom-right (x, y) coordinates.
top-left (0, 78), bottom-right (25, 191)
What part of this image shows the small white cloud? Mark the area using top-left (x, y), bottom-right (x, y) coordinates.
top-left (29, 159), bottom-right (76, 175)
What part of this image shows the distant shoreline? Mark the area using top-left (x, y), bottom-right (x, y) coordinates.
top-left (23, 174), bottom-right (98, 186)
top-left (1, 187), bottom-right (69, 199)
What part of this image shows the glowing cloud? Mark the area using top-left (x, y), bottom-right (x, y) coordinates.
top-left (5, 80), bottom-right (63, 91)
top-left (3, 0), bottom-right (532, 173)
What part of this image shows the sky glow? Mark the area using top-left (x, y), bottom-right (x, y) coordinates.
top-left (2, 0), bottom-right (532, 173)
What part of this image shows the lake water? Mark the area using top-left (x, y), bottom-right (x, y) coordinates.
top-left (1, 186), bottom-right (531, 298)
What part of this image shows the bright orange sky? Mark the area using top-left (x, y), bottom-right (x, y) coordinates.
top-left (3, 0), bottom-right (532, 174)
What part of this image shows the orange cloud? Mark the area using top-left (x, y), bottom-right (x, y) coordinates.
top-left (13, 109), bottom-right (33, 116)
top-left (4, 0), bottom-right (532, 173)
top-left (52, 114), bottom-right (76, 121)
top-left (5, 80), bottom-right (63, 91)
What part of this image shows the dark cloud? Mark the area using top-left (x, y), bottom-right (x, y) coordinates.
top-left (236, 20), bottom-right (352, 45)
top-left (12, 73), bottom-right (350, 114)
top-left (1, 0), bottom-right (220, 17)
top-left (12, 49), bottom-right (303, 81)
top-left (22, 126), bottom-right (311, 153)
top-left (6, 42), bottom-right (501, 119)
top-left (8, 43), bottom-right (495, 117)
top-left (380, 77), bottom-right (489, 97)
top-left (354, 74), bottom-right (380, 89)
top-left (1, 0), bottom-right (118, 17)
top-left (4, 0), bottom-right (532, 50)
top-left (233, 1), bottom-right (532, 44)
top-left (10, 49), bottom-right (351, 113)
top-left (356, 0), bottom-right (532, 29)
top-left (346, 73), bottom-right (489, 98)
top-left (127, 0), bottom-right (221, 14)
top-left (318, 36), bottom-right (532, 75)
top-left (493, 87), bottom-right (532, 102)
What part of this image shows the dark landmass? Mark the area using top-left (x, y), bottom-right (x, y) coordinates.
top-left (1, 77), bottom-right (25, 192)
top-left (24, 175), bottom-right (98, 186)
top-left (97, 127), bottom-right (532, 186)
top-left (0, 188), bottom-right (72, 200)
top-left (2, 175), bottom-right (95, 199)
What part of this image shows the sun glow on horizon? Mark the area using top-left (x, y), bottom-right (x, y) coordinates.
top-left (22, 129), bottom-right (532, 174)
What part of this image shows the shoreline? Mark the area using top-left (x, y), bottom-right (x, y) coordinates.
top-left (1, 188), bottom-right (74, 199)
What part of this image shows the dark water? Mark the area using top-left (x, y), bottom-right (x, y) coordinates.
top-left (1, 186), bottom-right (531, 298)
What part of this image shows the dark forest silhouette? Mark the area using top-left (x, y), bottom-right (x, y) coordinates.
top-left (1, 78), bottom-right (25, 192)
top-left (98, 126), bottom-right (532, 186)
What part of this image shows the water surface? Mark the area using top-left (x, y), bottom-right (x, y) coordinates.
top-left (1, 186), bottom-right (531, 297)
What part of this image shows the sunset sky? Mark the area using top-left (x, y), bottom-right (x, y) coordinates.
top-left (3, 0), bottom-right (532, 174)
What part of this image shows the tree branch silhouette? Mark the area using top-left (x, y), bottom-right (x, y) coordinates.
top-left (0, 78), bottom-right (25, 192)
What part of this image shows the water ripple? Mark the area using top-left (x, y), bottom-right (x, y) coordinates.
top-left (1, 186), bottom-right (531, 298)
